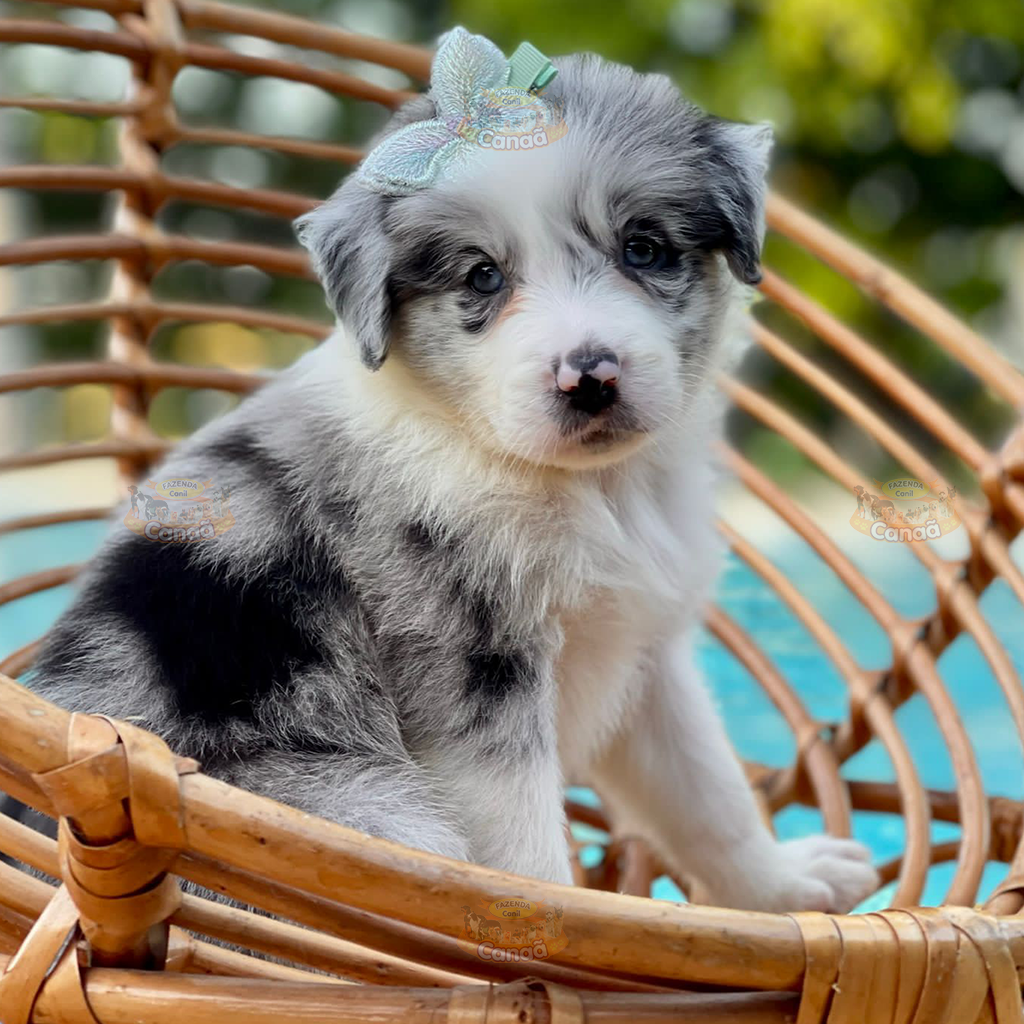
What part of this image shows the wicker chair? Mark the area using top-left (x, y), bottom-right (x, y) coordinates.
top-left (2, 2), bottom-right (1024, 1021)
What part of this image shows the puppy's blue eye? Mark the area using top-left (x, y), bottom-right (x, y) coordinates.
top-left (466, 262), bottom-right (505, 295)
top-left (623, 236), bottom-right (665, 270)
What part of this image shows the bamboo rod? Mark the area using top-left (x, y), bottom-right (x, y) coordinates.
top-left (7, 963), bottom-right (806, 1024)
top-left (161, 174), bottom-right (315, 218)
top-left (0, 641), bottom-right (41, 678)
top-left (766, 193), bottom-right (1024, 408)
top-left (0, 234), bottom-right (313, 279)
top-left (746, 323), bottom-right (1024, 798)
top-left (0, 860), bottom-right (349, 986)
top-left (0, 566), bottom-right (82, 607)
top-left (156, 236), bottom-right (313, 277)
top-left (0, 19), bottom-right (149, 59)
top-left (18, 0), bottom-right (434, 82)
top-left (718, 522), bottom-right (931, 906)
top-left (183, 42), bottom-right (416, 108)
top-left (757, 269), bottom-right (992, 472)
top-left (0, 96), bottom-right (142, 117)
top-left (0, 164), bottom-right (148, 193)
top-left (0, 22), bottom-right (414, 108)
top-left (0, 439), bottom-right (169, 473)
top-left (0, 234), bottom-right (148, 267)
top-left (177, 772), bottom-right (812, 990)
top-left (12, 0), bottom-right (139, 14)
top-left (170, 125), bottom-right (363, 165)
top-left (0, 361), bottom-right (264, 394)
top-left (178, 0), bottom-right (432, 80)
top-left (175, 850), bottom-right (680, 993)
top-left (174, 894), bottom-right (477, 988)
top-left (703, 605), bottom-right (853, 840)
top-left (722, 394), bottom-right (990, 903)
top-left (0, 809), bottom-right (57, 876)
top-left (0, 507), bottom-right (113, 537)
top-left (0, 674), bottom-right (810, 992)
top-left (0, 704), bottom-right (784, 995)
top-left (0, 300), bottom-right (331, 338)
top-left (0, 758), bottom-right (50, 811)
top-left (0, 166), bottom-right (315, 219)
top-left (0, 811), bottom-right (471, 989)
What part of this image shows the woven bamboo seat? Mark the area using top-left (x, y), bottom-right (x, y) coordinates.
top-left (2, 2), bottom-right (1024, 1021)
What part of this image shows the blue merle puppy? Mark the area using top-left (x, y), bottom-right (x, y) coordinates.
top-left (23, 29), bottom-right (877, 911)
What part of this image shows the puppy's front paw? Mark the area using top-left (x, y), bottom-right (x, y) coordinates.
top-left (768, 835), bottom-right (879, 913)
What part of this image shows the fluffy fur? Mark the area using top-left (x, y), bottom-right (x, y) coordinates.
top-left (24, 50), bottom-right (877, 910)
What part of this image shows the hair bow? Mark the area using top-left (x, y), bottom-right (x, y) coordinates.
top-left (353, 27), bottom-right (560, 196)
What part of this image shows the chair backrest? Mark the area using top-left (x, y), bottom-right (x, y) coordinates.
top-left (2, 0), bottom-right (1024, 922)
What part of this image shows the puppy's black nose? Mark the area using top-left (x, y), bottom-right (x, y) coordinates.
top-left (556, 347), bottom-right (619, 416)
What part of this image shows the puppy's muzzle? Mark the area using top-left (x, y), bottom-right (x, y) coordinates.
top-left (556, 346), bottom-right (619, 416)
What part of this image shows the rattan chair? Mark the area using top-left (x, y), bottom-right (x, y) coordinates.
top-left (2, 2), bottom-right (1024, 1021)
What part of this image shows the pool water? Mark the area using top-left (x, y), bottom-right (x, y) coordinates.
top-left (2, 517), bottom-right (1021, 910)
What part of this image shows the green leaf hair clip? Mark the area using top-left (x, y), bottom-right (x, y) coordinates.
top-left (353, 27), bottom-right (560, 197)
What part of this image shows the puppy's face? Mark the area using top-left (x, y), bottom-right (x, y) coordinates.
top-left (298, 55), bottom-right (771, 470)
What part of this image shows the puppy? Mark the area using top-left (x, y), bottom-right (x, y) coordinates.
top-left (853, 484), bottom-right (871, 520)
top-left (26, 29), bottom-right (877, 912)
top-left (143, 495), bottom-right (170, 521)
top-left (127, 484), bottom-right (143, 519)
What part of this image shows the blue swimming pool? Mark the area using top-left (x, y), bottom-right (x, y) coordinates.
top-left (3, 518), bottom-right (1021, 909)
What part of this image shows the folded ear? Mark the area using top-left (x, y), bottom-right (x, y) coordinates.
top-left (294, 185), bottom-right (394, 370)
top-left (295, 94), bottom-right (441, 370)
top-left (697, 118), bottom-right (773, 285)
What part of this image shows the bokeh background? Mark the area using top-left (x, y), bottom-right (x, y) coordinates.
top-left (3, 0), bottom-right (1023, 477)
top-left (2, 0), bottom-right (1024, 907)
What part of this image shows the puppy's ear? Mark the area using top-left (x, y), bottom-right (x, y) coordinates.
top-left (294, 186), bottom-right (394, 370)
top-left (295, 94), bottom-right (439, 370)
top-left (697, 118), bottom-right (773, 286)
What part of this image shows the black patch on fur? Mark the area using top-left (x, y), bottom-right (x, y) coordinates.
top-left (572, 199), bottom-right (599, 248)
top-left (295, 185), bottom-right (396, 368)
top-left (467, 646), bottom-right (531, 704)
top-left (456, 288), bottom-right (509, 336)
top-left (389, 227), bottom-right (511, 337)
top-left (74, 528), bottom-right (351, 729)
top-left (216, 429), bottom-right (298, 502)
top-left (461, 589), bottom-right (535, 714)
top-left (682, 118), bottom-right (765, 284)
top-left (405, 520), bottom-right (437, 552)
top-left (391, 233), bottom-right (472, 297)
top-left (459, 307), bottom-right (491, 335)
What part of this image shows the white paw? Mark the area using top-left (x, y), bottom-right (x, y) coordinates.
top-left (766, 835), bottom-right (879, 913)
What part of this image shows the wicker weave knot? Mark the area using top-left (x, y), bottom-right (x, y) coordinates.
top-left (447, 979), bottom-right (586, 1023)
top-left (29, 712), bottom-right (198, 957)
top-left (989, 796), bottom-right (1024, 865)
top-left (120, 0), bottom-right (187, 170)
top-left (0, 886), bottom-right (99, 1024)
top-left (791, 907), bottom-right (1024, 1024)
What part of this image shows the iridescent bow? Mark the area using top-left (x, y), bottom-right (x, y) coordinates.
top-left (353, 27), bottom-right (560, 196)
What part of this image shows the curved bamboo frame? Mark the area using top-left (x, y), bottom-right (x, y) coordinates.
top-left (2, 3), bottom-right (1024, 1021)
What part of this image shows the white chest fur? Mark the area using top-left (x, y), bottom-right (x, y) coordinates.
top-left (556, 586), bottom-right (662, 776)
top-left (551, 443), bottom-right (721, 777)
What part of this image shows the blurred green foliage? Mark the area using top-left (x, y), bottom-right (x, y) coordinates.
top-left (451, 0), bottom-right (1024, 489)
top-left (1, 0), bottom-right (1022, 493)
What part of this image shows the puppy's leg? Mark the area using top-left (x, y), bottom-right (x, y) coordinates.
top-left (420, 676), bottom-right (572, 885)
top-left (220, 749), bottom-right (470, 863)
top-left (436, 739), bottom-right (573, 885)
top-left (587, 631), bottom-right (878, 913)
